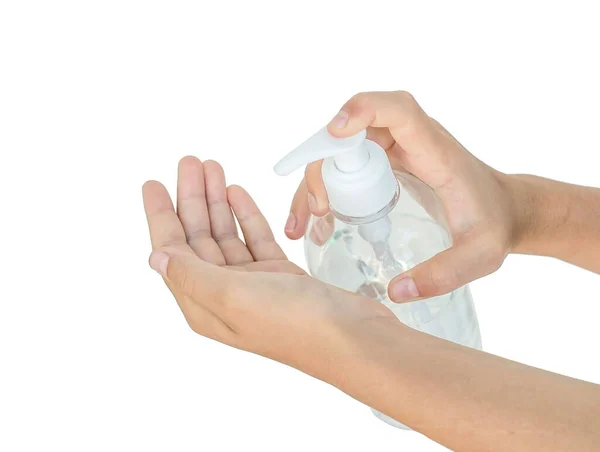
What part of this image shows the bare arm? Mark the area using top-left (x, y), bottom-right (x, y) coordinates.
top-left (286, 91), bottom-right (600, 302)
top-left (511, 175), bottom-right (600, 273)
top-left (329, 318), bottom-right (600, 452)
top-left (144, 156), bottom-right (600, 452)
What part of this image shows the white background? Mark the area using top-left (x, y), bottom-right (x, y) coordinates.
top-left (1, 1), bottom-right (599, 451)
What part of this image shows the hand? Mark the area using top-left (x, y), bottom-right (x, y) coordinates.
top-left (285, 91), bottom-right (527, 302)
top-left (142, 157), bottom-right (397, 377)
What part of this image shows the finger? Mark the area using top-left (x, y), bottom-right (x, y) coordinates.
top-left (176, 156), bottom-right (225, 265)
top-left (145, 179), bottom-right (234, 343)
top-left (142, 180), bottom-right (190, 253)
top-left (367, 127), bottom-right (406, 171)
top-left (203, 160), bottom-right (254, 265)
top-left (388, 235), bottom-right (506, 302)
top-left (286, 126), bottom-right (402, 241)
top-left (308, 214), bottom-right (335, 246)
top-left (366, 126), bottom-right (395, 151)
top-left (328, 91), bottom-right (431, 140)
top-left (303, 128), bottom-right (397, 217)
top-left (286, 179), bottom-right (311, 240)
top-left (227, 185), bottom-right (287, 261)
top-left (304, 160), bottom-right (329, 216)
top-left (327, 91), bottom-right (454, 189)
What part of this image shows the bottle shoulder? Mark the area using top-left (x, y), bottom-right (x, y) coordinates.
top-left (304, 172), bottom-right (451, 272)
top-left (306, 171), bottom-right (449, 245)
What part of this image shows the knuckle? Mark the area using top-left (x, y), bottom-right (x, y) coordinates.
top-left (348, 91), bottom-right (371, 107)
top-left (393, 90), bottom-right (417, 106)
top-left (427, 261), bottom-right (459, 295)
top-left (345, 92), bottom-right (376, 116)
top-left (346, 90), bottom-right (420, 121)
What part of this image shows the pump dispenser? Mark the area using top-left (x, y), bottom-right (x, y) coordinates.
top-left (275, 127), bottom-right (397, 220)
top-left (275, 126), bottom-right (482, 430)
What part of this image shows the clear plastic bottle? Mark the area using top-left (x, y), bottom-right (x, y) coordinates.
top-left (275, 127), bottom-right (482, 429)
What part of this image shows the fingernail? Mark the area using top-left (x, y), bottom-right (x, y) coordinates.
top-left (390, 277), bottom-right (419, 301)
top-left (285, 212), bottom-right (297, 232)
top-left (149, 251), bottom-right (169, 277)
top-left (308, 192), bottom-right (318, 213)
top-left (329, 110), bottom-right (349, 129)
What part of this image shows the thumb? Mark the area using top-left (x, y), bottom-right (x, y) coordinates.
top-left (149, 249), bottom-right (229, 309)
top-left (327, 91), bottom-right (434, 146)
top-left (326, 91), bottom-right (457, 190)
top-left (387, 238), bottom-right (505, 302)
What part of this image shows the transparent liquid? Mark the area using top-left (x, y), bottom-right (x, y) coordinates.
top-left (305, 172), bottom-right (482, 429)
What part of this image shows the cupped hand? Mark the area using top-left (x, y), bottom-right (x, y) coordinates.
top-left (142, 157), bottom-right (396, 377)
top-left (285, 91), bottom-right (526, 303)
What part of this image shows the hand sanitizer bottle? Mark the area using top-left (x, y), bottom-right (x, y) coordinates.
top-left (275, 127), bottom-right (482, 429)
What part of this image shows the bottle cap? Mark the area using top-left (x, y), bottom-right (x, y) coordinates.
top-left (274, 127), bottom-right (397, 219)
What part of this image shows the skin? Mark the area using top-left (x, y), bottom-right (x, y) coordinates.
top-left (142, 91), bottom-right (600, 451)
top-left (142, 159), bottom-right (395, 375)
top-left (286, 91), bottom-right (600, 301)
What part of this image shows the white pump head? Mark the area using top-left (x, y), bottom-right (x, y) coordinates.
top-left (274, 127), bottom-right (398, 220)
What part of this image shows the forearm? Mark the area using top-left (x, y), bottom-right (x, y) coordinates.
top-left (327, 319), bottom-right (600, 452)
top-left (509, 174), bottom-right (600, 273)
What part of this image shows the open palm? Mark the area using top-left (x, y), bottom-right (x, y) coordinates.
top-left (143, 157), bottom-right (304, 275)
top-left (142, 156), bottom-right (397, 375)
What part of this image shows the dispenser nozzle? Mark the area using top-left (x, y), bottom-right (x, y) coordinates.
top-left (273, 125), bottom-right (398, 220)
top-left (274, 127), bottom-right (368, 176)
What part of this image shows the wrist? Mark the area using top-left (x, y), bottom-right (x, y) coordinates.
top-left (500, 173), bottom-right (537, 254)
top-left (503, 174), bottom-right (568, 257)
